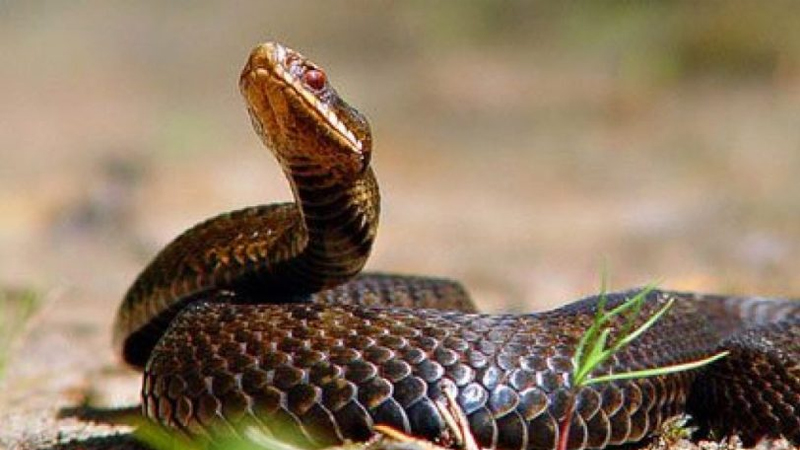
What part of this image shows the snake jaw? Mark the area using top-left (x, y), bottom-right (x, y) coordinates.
top-left (241, 42), bottom-right (371, 177)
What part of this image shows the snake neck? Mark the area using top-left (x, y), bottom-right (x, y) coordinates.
top-left (233, 41), bottom-right (377, 295)
top-left (114, 165), bottom-right (379, 367)
top-left (273, 162), bottom-right (379, 294)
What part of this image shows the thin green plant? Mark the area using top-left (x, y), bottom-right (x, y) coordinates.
top-left (558, 282), bottom-right (729, 450)
top-left (0, 287), bottom-right (41, 377)
top-left (133, 416), bottom-right (310, 450)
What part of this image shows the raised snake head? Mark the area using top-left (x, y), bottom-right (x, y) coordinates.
top-left (240, 42), bottom-right (372, 183)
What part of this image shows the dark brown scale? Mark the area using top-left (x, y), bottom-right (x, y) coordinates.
top-left (141, 288), bottom-right (800, 449)
top-left (688, 316), bottom-right (800, 446)
top-left (123, 41), bottom-right (800, 449)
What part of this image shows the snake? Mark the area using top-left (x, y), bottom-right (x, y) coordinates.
top-left (113, 42), bottom-right (800, 449)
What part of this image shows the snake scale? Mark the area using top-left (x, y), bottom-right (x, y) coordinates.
top-left (114, 42), bottom-right (800, 449)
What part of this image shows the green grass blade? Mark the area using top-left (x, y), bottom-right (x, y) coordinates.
top-left (614, 298), bottom-right (675, 350)
top-left (133, 421), bottom-right (204, 450)
top-left (575, 288), bottom-right (643, 372)
top-left (572, 282), bottom-right (678, 389)
top-left (616, 287), bottom-right (651, 339)
top-left (242, 427), bottom-right (308, 450)
top-left (573, 305), bottom-right (605, 374)
top-left (0, 288), bottom-right (41, 378)
top-left (582, 351), bottom-right (729, 385)
top-left (574, 276), bottom-right (612, 372)
top-left (574, 327), bottom-right (611, 385)
top-left (597, 289), bottom-right (648, 324)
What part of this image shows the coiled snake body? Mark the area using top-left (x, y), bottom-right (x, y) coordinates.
top-left (114, 42), bottom-right (800, 449)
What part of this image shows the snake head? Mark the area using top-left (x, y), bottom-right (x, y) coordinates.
top-left (240, 42), bottom-right (372, 181)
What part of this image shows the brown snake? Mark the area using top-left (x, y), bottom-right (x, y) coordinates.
top-left (114, 42), bottom-right (800, 449)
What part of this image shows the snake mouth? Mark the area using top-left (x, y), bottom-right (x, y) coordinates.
top-left (241, 42), bottom-right (366, 157)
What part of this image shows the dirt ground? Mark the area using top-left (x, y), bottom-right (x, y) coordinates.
top-left (1, 2), bottom-right (799, 449)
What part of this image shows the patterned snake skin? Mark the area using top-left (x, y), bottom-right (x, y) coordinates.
top-left (114, 42), bottom-right (800, 449)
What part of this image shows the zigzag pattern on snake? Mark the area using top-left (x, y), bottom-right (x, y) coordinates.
top-left (114, 42), bottom-right (800, 449)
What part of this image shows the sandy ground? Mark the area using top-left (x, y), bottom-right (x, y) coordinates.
top-left (1, 2), bottom-right (799, 449)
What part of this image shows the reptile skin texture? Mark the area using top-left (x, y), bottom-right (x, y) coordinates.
top-left (115, 42), bottom-right (800, 449)
top-left (141, 288), bottom-right (799, 449)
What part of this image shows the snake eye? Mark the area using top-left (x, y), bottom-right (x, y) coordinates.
top-left (302, 69), bottom-right (327, 91)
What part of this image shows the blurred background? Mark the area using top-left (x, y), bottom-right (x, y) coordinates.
top-left (1, 0), bottom-right (800, 444)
